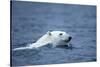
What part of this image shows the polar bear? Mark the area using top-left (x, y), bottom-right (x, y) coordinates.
top-left (13, 31), bottom-right (72, 51)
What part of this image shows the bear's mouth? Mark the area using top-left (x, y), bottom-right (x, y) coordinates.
top-left (64, 40), bottom-right (70, 42)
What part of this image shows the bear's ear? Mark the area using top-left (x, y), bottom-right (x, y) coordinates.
top-left (47, 31), bottom-right (52, 36)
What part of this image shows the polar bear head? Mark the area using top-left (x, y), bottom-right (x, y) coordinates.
top-left (46, 31), bottom-right (72, 44)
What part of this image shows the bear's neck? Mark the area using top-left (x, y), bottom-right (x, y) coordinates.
top-left (36, 34), bottom-right (52, 45)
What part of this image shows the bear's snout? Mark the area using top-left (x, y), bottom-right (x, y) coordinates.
top-left (66, 36), bottom-right (72, 42)
top-left (68, 36), bottom-right (72, 41)
top-left (63, 36), bottom-right (72, 42)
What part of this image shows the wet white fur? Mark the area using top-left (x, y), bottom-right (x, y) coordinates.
top-left (13, 31), bottom-right (71, 51)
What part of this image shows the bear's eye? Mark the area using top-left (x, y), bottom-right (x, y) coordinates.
top-left (59, 33), bottom-right (63, 35)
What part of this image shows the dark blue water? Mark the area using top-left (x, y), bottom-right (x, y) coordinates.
top-left (11, 1), bottom-right (96, 66)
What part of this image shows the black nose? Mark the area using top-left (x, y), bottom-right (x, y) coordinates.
top-left (69, 36), bottom-right (72, 40)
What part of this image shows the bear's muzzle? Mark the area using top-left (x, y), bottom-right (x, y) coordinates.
top-left (64, 36), bottom-right (72, 42)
